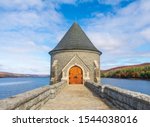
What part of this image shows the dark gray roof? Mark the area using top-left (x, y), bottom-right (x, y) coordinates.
top-left (49, 22), bottom-right (101, 54)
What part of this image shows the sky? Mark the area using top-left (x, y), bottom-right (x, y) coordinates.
top-left (0, 0), bottom-right (150, 74)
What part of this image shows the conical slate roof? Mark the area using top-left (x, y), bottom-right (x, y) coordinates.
top-left (49, 22), bottom-right (101, 54)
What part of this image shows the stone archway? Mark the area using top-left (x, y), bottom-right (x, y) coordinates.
top-left (69, 65), bottom-right (83, 84)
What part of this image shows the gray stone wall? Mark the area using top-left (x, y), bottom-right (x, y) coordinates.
top-left (0, 81), bottom-right (66, 110)
top-left (85, 81), bottom-right (150, 110)
top-left (50, 50), bottom-right (100, 84)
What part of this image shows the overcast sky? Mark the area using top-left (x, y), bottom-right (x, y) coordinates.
top-left (0, 0), bottom-right (150, 74)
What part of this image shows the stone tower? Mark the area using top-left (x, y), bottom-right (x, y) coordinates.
top-left (49, 22), bottom-right (102, 84)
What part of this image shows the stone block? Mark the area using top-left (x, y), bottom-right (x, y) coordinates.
top-left (0, 81), bottom-right (66, 110)
top-left (85, 81), bottom-right (150, 110)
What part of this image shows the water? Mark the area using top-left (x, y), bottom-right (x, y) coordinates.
top-left (0, 77), bottom-right (150, 99)
top-left (0, 77), bottom-right (49, 99)
top-left (101, 78), bottom-right (150, 95)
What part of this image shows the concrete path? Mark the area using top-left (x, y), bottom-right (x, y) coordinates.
top-left (40, 85), bottom-right (111, 110)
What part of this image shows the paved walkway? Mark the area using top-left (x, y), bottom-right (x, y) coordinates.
top-left (40, 85), bottom-right (111, 110)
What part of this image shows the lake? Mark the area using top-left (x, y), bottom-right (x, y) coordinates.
top-left (101, 78), bottom-right (150, 95)
top-left (0, 77), bottom-right (49, 99)
top-left (0, 77), bottom-right (149, 99)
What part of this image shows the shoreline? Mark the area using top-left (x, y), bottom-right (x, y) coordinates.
top-left (0, 76), bottom-right (49, 78)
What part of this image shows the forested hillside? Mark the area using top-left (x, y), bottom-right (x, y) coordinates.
top-left (101, 63), bottom-right (150, 79)
top-left (0, 72), bottom-right (49, 78)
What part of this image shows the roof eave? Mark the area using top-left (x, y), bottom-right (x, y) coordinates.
top-left (49, 49), bottom-right (102, 55)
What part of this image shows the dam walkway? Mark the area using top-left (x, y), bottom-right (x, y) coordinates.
top-left (1, 81), bottom-right (149, 110)
top-left (40, 85), bottom-right (111, 110)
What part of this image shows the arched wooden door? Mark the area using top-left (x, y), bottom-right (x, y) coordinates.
top-left (69, 66), bottom-right (83, 84)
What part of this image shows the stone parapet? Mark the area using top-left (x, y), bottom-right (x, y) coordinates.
top-left (0, 81), bottom-right (66, 110)
top-left (85, 81), bottom-right (150, 110)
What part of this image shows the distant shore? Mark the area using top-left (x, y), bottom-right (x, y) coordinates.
top-left (0, 72), bottom-right (49, 78)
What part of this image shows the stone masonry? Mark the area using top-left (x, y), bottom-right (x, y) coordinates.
top-left (85, 81), bottom-right (150, 110)
top-left (50, 50), bottom-right (100, 84)
top-left (0, 81), bottom-right (66, 110)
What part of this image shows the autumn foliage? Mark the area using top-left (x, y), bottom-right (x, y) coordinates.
top-left (101, 63), bottom-right (150, 79)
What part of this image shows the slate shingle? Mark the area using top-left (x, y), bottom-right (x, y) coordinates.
top-left (50, 22), bottom-right (101, 54)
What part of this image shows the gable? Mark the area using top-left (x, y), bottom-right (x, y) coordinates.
top-left (62, 54), bottom-right (90, 73)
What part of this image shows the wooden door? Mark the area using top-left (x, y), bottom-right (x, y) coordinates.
top-left (69, 66), bottom-right (83, 84)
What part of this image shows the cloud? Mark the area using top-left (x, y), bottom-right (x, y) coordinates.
top-left (1, 40), bottom-right (50, 53)
top-left (0, 4), bottom-right (65, 30)
top-left (98, 0), bottom-right (124, 5)
top-left (0, 38), bottom-right (51, 74)
top-left (0, 0), bottom-right (150, 73)
top-left (0, 12), bottom-right (41, 30)
top-left (0, 0), bottom-right (43, 11)
top-left (83, 0), bottom-right (150, 69)
top-left (140, 28), bottom-right (150, 41)
top-left (0, 0), bottom-right (68, 74)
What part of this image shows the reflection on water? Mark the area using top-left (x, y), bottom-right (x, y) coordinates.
top-left (0, 81), bottom-right (33, 86)
top-left (101, 78), bottom-right (150, 95)
top-left (0, 77), bottom-right (49, 99)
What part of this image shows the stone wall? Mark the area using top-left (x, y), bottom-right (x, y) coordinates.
top-left (85, 81), bottom-right (150, 110)
top-left (50, 50), bottom-right (100, 84)
top-left (0, 81), bottom-right (66, 110)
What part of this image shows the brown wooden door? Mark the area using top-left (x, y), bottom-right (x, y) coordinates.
top-left (69, 66), bottom-right (83, 84)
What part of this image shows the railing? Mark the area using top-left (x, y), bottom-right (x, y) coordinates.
top-left (85, 81), bottom-right (150, 110)
top-left (0, 81), bottom-right (66, 110)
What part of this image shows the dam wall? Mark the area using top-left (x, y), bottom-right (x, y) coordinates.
top-left (0, 81), bottom-right (66, 110)
top-left (85, 81), bottom-right (150, 110)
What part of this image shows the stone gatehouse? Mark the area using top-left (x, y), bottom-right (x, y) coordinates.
top-left (49, 22), bottom-right (102, 84)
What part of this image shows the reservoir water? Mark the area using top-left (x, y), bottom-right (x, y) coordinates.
top-left (101, 78), bottom-right (150, 95)
top-left (0, 77), bottom-right (149, 99)
top-left (0, 77), bottom-right (49, 99)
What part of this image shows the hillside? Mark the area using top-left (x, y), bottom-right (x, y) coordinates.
top-left (0, 72), bottom-right (49, 78)
top-left (101, 63), bottom-right (150, 79)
